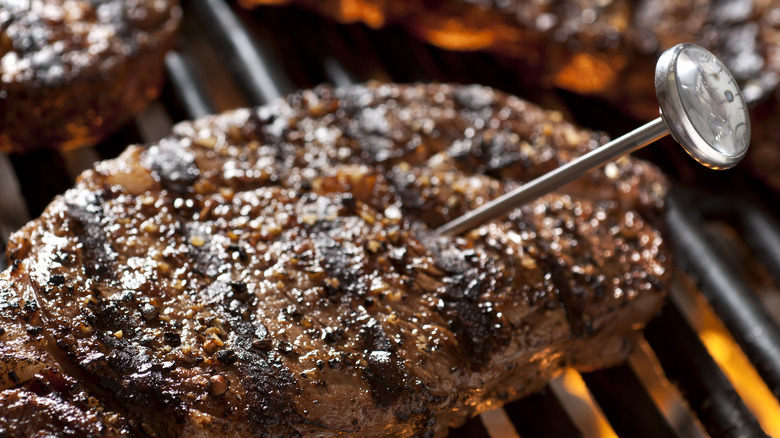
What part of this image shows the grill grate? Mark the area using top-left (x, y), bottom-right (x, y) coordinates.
top-left (645, 297), bottom-right (767, 437)
top-left (667, 190), bottom-right (780, 399)
top-left (2, 1), bottom-right (780, 436)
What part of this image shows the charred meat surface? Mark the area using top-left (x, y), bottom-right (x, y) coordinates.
top-left (0, 0), bottom-right (182, 153)
top-left (0, 83), bottom-right (671, 437)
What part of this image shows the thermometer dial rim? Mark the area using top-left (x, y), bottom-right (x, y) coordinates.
top-left (654, 43), bottom-right (750, 170)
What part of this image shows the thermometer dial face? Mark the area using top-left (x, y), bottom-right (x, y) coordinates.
top-left (656, 44), bottom-right (751, 169)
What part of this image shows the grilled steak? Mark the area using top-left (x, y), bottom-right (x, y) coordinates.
top-left (0, 0), bottom-right (181, 153)
top-left (0, 82), bottom-right (671, 437)
top-left (240, 0), bottom-right (779, 119)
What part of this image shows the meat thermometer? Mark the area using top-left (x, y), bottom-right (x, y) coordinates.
top-left (437, 43), bottom-right (751, 236)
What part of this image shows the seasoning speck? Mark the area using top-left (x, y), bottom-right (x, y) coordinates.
top-left (210, 375), bottom-right (229, 396)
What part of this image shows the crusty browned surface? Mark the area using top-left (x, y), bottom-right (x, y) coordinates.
top-left (239, 0), bottom-right (780, 119)
top-left (0, 388), bottom-right (122, 438)
top-left (0, 0), bottom-right (182, 153)
top-left (1, 83), bottom-right (671, 437)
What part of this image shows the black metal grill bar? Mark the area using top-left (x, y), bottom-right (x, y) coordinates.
top-left (335, 25), bottom-right (394, 82)
top-left (274, 10), bottom-right (358, 87)
top-left (667, 191), bottom-right (780, 399)
top-left (165, 51), bottom-right (217, 119)
top-left (239, 8), bottom-right (323, 89)
top-left (503, 385), bottom-right (583, 438)
top-left (740, 202), bottom-right (780, 282)
top-left (9, 151), bottom-right (72, 217)
top-left (94, 122), bottom-right (144, 160)
top-left (645, 300), bottom-right (768, 437)
top-left (447, 416), bottom-right (491, 438)
top-left (365, 27), bottom-right (432, 83)
top-left (321, 24), bottom-right (382, 85)
top-left (190, 0), bottom-right (294, 105)
top-left (581, 364), bottom-right (678, 438)
top-left (695, 193), bottom-right (780, 285)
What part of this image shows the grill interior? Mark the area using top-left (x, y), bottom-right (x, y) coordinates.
top-left (3, 1), bottom-right (780, 436)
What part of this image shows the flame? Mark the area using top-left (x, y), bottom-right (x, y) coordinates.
top-left (417, 20), bottom-right (496, 51)
top-left (552, 369), bottom-right (618, 438)
top-left (338, 0), bottom-right (385, 28)
top-left (553, 53), bottom-right (626, 94)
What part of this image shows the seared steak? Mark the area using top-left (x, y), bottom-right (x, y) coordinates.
top-left (0, 0), bottom-right (181, 153)
top-left (0, 82), bottom-right (671, 437)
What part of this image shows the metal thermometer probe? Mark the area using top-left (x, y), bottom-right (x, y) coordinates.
top-left (436, 43), bottom-right (751, 236)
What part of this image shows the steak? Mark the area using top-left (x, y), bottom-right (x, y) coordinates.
top-left (240, 0), bottom-right (780, 119)
top-left (0, 0), bottom-right (181, 153)
top-left (0, 82), bottom-right (671, 437)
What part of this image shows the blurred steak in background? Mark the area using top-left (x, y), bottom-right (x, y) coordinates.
top-left (237, 0), bottom-right (779, 116)
top-left (0, 0), bottom-right (182, 153)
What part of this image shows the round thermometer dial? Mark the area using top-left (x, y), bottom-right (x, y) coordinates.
top-left (656, 44), bottom-right (750, 169)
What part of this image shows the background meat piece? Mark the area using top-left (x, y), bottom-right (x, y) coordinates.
top-left (238, 0), bottom-right (779, 117)
top-left (0, 0), bottom-right (182, 153)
